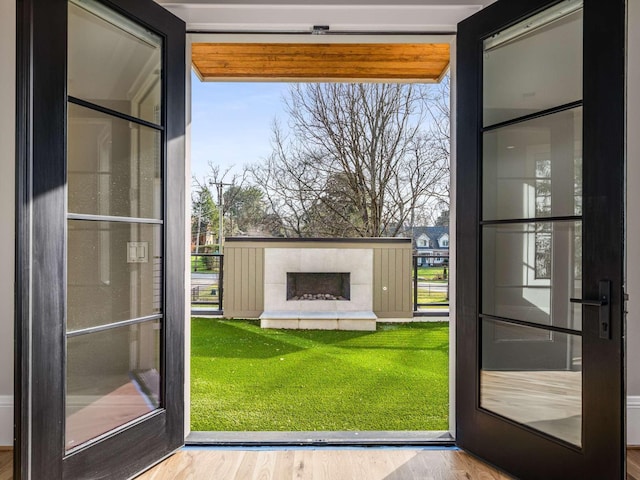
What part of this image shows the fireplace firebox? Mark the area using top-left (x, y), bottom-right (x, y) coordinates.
top-left (286, 272), bottom-right (350, 301)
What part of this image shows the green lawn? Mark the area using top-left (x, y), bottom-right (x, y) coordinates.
top-left (416, 290), bottom-right (448, 306)
top-left (191, 318), bottom-right (449, 431)
top-left (190, 255), bottom-right (220, 274)
top-left (416, 265), bottom-right (449, 283)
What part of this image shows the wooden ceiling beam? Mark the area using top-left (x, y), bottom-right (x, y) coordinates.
top-left (192, 43), bottom-right (450, 82)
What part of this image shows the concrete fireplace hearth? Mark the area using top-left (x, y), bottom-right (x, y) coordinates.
top-left (260, 247), bottom-right (377, 331)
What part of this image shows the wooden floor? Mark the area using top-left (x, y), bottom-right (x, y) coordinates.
top-left (0, 450), bottom-right (10, 480)
top-left (628, 449), bottom-right (640, 480)
top-left (481, 370), bottom-right (582, 446)
top-left (66, 381), bottom-right (154, 450)
top-left (0, 448), bottom-right (638, 478)
top-left (136, 448), bottom-right (513, 480)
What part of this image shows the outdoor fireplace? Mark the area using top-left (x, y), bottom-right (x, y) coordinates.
top-left (287, 272), bottom-right (350, 301)
top-left (259, 245), bottom-right (377, 331)
top-left (224, 238), bottom-right (413, 330)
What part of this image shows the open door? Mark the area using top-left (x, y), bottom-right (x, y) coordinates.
top-left (16, 0), bottom-right (185, 478)
top-left (456, 0), bottom-right (625, 478)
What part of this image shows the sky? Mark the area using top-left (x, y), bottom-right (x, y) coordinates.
top-left (190, 72), bottom-right (289, 182)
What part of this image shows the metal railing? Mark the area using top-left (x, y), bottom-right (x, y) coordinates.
top-left (413, 254), bottom-right (449, 316)
top-left (191, 253), bottom-right (223, 314)
top-left (190, 252), bottom-right (449, 317)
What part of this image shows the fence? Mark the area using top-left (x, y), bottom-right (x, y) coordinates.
top-left (191, 253), bottom-right (223, 314)
top-left (413, 254), bottom-right (450, 316)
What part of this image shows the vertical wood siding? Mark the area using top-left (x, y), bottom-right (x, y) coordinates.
top-left (223, 246), bottom-right (264, 318)
top-left (373, 247), bottom-right (413, 318)
top-left (223, 240), bottom-right (412, 319)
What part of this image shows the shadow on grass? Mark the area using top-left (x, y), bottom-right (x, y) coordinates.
top-left (280, 328), bottom-right (375, 345)
top-left (288, 321), bottom-right (449, 352)
top-left (278, 320), bottom-right (447, 346)
top-left (192, 318), bottom-right (449, 359)
top-left (191, 318), bottom-right (304, 359)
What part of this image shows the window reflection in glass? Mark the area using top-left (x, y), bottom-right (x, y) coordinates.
top-left (483, 3), bottom-right (582, 127)
top-left (67, 103), bottom-right (162, 219)
top-left (68, 0), bottom-right (162, 124)
top-left (67, 221), bottom-right (162, 331)
top-left (482, 221), bottom-right (582, 331)
top-left (481, 319), bottom-right (582, 447)
top-left (66, 321), bottom-right (161, 450)
top-left (483, 108), bottom-right (582, 222)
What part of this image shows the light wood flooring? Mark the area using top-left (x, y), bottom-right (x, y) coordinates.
top-left (0, 448), bottom-right (638, 479)
top-left (0, 450), bottom-right (10, 480)
top-left (136, 448), bottom-right (511, 480)
top-left (481, 370), bottom-right (582, 446)
top-left (628, 449), bottom-right (640, 480)
top-left (66, 381), bottom-right (154, 450)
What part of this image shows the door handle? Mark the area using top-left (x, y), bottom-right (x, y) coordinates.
top-left (569, 298), bottom-right (607, 307)
top-left (570, 280), bottom-right (611, 339)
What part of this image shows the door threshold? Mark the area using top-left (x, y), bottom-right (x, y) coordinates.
top-left (186, 430), bottom-right (454, 447)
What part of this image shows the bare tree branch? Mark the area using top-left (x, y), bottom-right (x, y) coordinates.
top-left (250, 78), bottom-right (450, 237)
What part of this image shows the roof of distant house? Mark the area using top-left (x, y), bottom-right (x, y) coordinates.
top-left (403, 226), bottom-right (449, 250)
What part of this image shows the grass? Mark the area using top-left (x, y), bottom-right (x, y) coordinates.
top-left (191, 318), bottom-right (449, 431)
top-left (416, 265), bottom-right (449, 283)
top-left (191, 288), bottom-right (220, 305)
top-left (416, 290), bottom-right (448, 306)
top-left (190, 255), bottom-right (220, 274)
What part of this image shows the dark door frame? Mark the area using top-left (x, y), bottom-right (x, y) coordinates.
top-left (456, 0), bottom-right (625, 478)
top-left (15, 0), bottom-right (186, 478)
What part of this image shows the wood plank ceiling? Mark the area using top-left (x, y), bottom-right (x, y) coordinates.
top-left (192, 43), bottom-right (450, 82)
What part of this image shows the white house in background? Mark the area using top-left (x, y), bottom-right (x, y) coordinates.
top-left (405, 226), bottom-right (449, 266)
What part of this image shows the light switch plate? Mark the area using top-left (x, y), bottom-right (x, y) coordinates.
top-left (127, 241), bottom-right (149, 263)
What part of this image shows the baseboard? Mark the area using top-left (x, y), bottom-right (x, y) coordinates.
top-left (629, 396), bottom-right (640, 446)
top-left (0, 395), bottom-right (12, 447)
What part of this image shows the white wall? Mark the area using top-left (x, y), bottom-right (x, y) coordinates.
top-left (157, 0), bottom-right (491, 32)
top-left (0, 0), bottom-right (15, 446)
top-left (627, 0), bottom-right (640, 446)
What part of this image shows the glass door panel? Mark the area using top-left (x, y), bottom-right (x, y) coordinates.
top-left (65, 320), bottom-right (161, 449)
top-left (482, 1), bottom-right (582, 127)
top-left (456, 0), bottom-right (624, 476)
top-left (480, 319), bottom-right (582, 446)
top-left (67, 103), bottom-right (162, 219)
top-left (67, 221), bottom-right (162, 330)
top-left (479, 0), bottom-right (584, 448)
top-left (68, 0), bottom-right (162, 124)
top-left (65, 0), bottom-right (164, 452)
top-left (482, 221), bottom-right (582, 330)
top-left (482, 108), bottom-right (582, 221)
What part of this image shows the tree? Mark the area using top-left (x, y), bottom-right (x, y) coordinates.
top-left (196, 163), bottom-right (282, 239)
top-left (191, 185), bottom-right (217, 252)
top-left (434, 209), bottom-right (450, 227)
top-left (223, 185), bottom-right (271, 236)
top-left (195, 164), bottom-right (245, 245)
top-left (251, 79), bottom-right (450, 238)
top-left (419, 75), bottom-right (451, 225)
